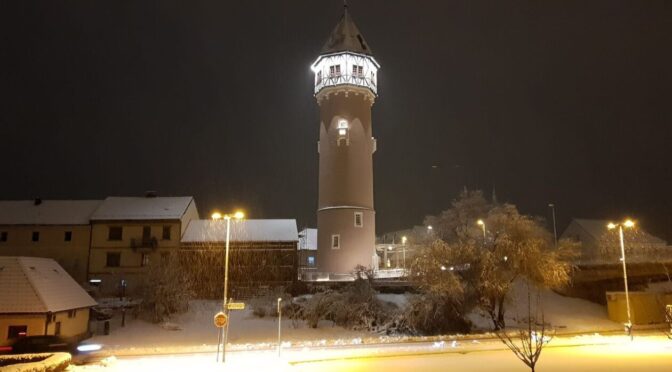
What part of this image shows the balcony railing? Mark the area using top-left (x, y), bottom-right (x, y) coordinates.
top-left (315, 73), bottom-right (377, 95)
top-left (130, 237), bottom-right (158, 252)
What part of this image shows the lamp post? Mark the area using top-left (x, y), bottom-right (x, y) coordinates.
top-left (548, 203), bottom-right (558, 246)
top-left (211, 210), bottom-right (245, 363)
top-left (401, 236), bottom-right (407, 270)
top-left (607, 219), bottom-right (635, 340)
top-left (476, 219), bottom-right (486, 242)
top-left (277, 298), bottom-right (282, 357)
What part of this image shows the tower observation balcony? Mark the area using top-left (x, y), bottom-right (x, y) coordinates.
top-left (312, 52), bottom-right (379, 96)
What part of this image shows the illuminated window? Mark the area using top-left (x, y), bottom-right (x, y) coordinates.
top-left (307, 256), bottom-right (315, 267)
top-left (337, 120), bottom-right (349, 146)
top-left (354, 212), bottom-right (363, 228)
top-left (331, 234), bottom-right (340, 249)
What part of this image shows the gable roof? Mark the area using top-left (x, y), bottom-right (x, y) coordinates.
top-left (0, 257), bottom-right (96, 313)
top-left (320, 7), bottom-right (373, 56)
top-left (91, 196), bottom-right (195, 221)
top-left (0, 200), bottom-right (102, 225)
top-left (567, 219), bottom-right (667, 245)
top-left (181, 219), bottom-right (299, 243)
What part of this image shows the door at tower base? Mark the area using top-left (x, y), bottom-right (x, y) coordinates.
top-left (316, 207), bottom-right (375, 278)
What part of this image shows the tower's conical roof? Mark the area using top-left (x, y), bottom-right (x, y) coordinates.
top-left (320, 6), bottom-right (373, 56)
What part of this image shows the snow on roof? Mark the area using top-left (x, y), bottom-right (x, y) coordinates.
top-left (569, 219), bottom-right (667, 245)
top-left (0, 257), bottom-right (97, 313)
top-left (91, 196), bottom-right (195, 221)
top-left (0, 200), bottom-right (103, 225)
top-left (181, 219), bottom-right (299, 243)
top-left (299, 228), bottom-right (317, 250)
top-left (320, 6), bottom-right (373, 56)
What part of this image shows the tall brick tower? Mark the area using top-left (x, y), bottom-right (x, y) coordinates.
top-left (312, 4), bottom-right (380, 278)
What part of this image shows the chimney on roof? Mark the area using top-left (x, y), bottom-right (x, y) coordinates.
top-left (34, 198), bottom-right (42, 206)
top-left (145, 191), bottom-right (158, 198)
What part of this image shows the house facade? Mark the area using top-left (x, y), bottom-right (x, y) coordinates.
top-left (0, 200), bottom-right (102, 283)
top-left (0, 257), bottom-right (96, 345)
top-left (87, 196), bottom-right (199, 295)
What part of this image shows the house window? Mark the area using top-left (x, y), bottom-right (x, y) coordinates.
top-left (307, 256), bottom-right (315, 267)
top-left (0, 232), bottom-right (7, 242)
top-left (7, 325), bottom-right (27, 339)
top-left (142, 226), bottom-right (151, 240)
top-left (331, 234), bottom-right (340, 249)
top-left (371, 71), bottom-right (376, 85)
top-left (106, 252), bottom-right (121, 267)
top-left (316, 70), bottom-right (322, 84)
top-left (329, 64), bottom-right (341, 77)
top-left (54, 322), bottom-right (61, 336)
top-left (162, 226), bottom-right (171, 240)
top-left (64, 231), bottom-right (72, 242)
top-left (32, 231), bottom-right (39, 242)
top-left (354, 212), bottom-right (363, 228)
top-left (68, 309), bottom-right (77, 318)
top-left (352, 65), bottom-right (363, 77)
top-left (141, 253), bottom-right (150, 267)
top-left (108, 227), bottom-right (122, 241)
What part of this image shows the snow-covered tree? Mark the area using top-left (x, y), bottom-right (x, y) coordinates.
top-left (414, 190), bottom-right (577, 330)
top-left (141, 252), bottom-right (195, 322)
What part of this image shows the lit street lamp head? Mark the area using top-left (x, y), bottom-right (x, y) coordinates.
top-left (211, 212), bottom-right (223, 221)
top-left (476, 219), bottom-right (485, 226)
top-left (624, 219), bottom-right (635, 228)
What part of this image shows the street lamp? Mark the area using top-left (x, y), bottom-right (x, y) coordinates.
top-left (401, 236), bottom-right (407, 269)
top-left (476, 219), bottom-right (486, 241)
top-left (211, 210), bottom-right (245, 362)
top-left (277, 297), bottom-right (282, 357)
top-left (548, 203), bottom-right (558, 246)
top-left (607, 219), bottom-right (635, 340)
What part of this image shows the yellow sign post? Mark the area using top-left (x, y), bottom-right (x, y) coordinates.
top-left (214, 312), bottom-right (228, 328)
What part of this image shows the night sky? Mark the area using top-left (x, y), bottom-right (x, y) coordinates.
top-left (2, 1), bottom-right (671, 241)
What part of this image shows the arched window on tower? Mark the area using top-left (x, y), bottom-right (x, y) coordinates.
top-left (337, 120), bottom-right (349, 146)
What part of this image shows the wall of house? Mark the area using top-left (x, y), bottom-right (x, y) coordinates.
top-left (45, 308), bottom-right (90, 340)
top-left (88, 221), bottom-right (181, 294)
top-left (0, 225), bottom-right (91, 283)
top-left (0, 314), bottom-right (45, 345)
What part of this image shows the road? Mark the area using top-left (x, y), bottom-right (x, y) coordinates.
top-left (72, 334), bottom-right (672, 371)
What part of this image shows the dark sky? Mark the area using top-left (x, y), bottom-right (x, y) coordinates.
top-left (2, 1), bottom-right (671, 241)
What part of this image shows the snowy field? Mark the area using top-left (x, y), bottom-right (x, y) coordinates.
top-left (88, 281), bottom-right (621, 356)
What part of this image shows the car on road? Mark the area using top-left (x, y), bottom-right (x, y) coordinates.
top-left (0, 335), bottom-right (105, 364)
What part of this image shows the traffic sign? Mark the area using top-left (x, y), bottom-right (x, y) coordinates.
top-left (227, 302), bottom-right (246, 310)
top-left (214, 312), bottom-right (228, 328)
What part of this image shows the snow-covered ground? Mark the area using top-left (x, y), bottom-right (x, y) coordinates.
top-left (88, 282), bottom-right (620, 356)
top-left (467, 280), bottom-right (621, 332)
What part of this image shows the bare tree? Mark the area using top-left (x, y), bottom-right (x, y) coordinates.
top-left (497, 283), bottom-right (552, 372)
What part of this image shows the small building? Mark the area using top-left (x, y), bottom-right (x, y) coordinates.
top-left (0, 257), bottom-right (97, 345)
top-left (561, 218), bottom-right (668, 264)
top-left (88, 195), bottom-right (199, 295)
top-left (181, 219), bottom-right (298, 297)
top-left (298, 228), bottom-right (317, 270)
top-left (0, 199), bottom-right (103, 283)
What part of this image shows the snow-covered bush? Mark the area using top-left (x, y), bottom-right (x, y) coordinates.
top-left (249, 287), bottom-right (291, 318)
top-left (301, 278), bottom-right (394, 332)
top-left (393, 293), bottom-right (471, 335)
top-left (141, 251), bottom-right (195, 323)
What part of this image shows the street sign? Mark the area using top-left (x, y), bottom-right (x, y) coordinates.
top-left (214, 312), bottom-right (228, 328)
top-left (227, 302), bottom-right (246, 310)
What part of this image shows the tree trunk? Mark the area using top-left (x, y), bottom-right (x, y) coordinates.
top-left (496, 295), bottom-right (506, 329)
